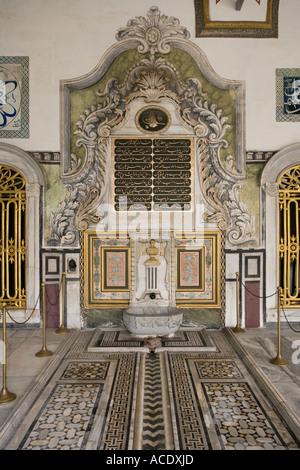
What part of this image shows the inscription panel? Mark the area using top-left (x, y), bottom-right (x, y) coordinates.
top-left (112, 138), bottom-right (193, 211)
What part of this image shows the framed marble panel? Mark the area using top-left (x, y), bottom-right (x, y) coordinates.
top-left (176, 247), bottom-right (205, 291)
top-left (84, 231), bottom-right (130, 308)
top-left (42, 253), bottom-right (62, 281)
top-left (175, 231), bottom-right (221, 307)
top-left (101, 247), bottom-right (130, 292)
top-left (245, 255), bottom-right (260, 278)
top-left (0, 56), bottom-right (29, 138)
top-left (276, 68), bottom-right (300, 122)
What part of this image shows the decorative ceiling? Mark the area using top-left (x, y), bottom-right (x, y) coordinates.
top-left (194, 0), bottom-right (280, 37)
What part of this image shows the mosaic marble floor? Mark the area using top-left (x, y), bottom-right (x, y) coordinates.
top-left (0, 328), bottom-right (299, 451)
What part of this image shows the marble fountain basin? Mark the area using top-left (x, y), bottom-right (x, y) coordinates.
top-left (123, 306), bottom-right (182, 337)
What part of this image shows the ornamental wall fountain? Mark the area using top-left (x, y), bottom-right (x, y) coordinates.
top-left (123, 238), bottom-right (183, 337)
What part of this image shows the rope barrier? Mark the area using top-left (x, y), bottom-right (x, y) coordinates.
top-left (0, 274), bottom-right (69, 404)
top-left (233, 273), bottom-right (300, 366)
top-left (0, 303), bottom-right (17, 404)
top-left (281, 304), bottom-right (300, 333)
top-left (6, 290), bottom-right (40, 325)
top-left (239, 278), bottom-right (300, 334)
top-left (240, 279), bottom-right (278, 299)
top-left (4, 273), bottom-right (69, 334)
top-left (35, 282), bottom-right (53, 357)
top-left (45, 277), bottom-right (62, 306)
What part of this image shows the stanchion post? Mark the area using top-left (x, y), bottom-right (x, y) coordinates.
top-left (232, 272), bottom-right (245, 333)
top-left (270, 287), bottom-right (288, 366)
top-left (56, 272), bottom-right (69, 334)
top-left (0, 303), bottom-right (17, 405)
top-left (36, 282), bottom-right (53, 357)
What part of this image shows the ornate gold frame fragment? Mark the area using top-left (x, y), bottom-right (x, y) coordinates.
top-left (194, 0), bottom-right (279, 38)
top-left (175, 231), bottom-right (221, 308)
top-left (84, 231), bottom-right (130, 308)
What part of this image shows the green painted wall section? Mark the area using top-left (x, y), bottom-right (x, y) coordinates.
top-left (162, 48), bottom-right (236, 168)
top-left (239, 163), bottom-right (264, 241)
top-left (69, 47), bottom-right (236, 172)
top-left (43, 164), bottom-right (67, 240)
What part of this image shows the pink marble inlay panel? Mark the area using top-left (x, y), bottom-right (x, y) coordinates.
top-left (180, 251), bottom-right (200, 287)
top-left (105, 250), bottom-right (127, 289)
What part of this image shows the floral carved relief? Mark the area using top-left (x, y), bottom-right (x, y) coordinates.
top-left (50, 7), bottom-right (255, 247)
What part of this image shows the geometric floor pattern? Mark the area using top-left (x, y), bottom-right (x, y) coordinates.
top-left (2, 328), bottom-right (300, 450)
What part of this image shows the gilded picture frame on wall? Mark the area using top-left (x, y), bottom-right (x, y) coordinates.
top-left (101, 247), bottom-right (130, 292)
top-left (175, 231), bottom-right (221, 308)
top-left (194, 0), bottom-right (279, 38)
top-left (84, 231), bottom-right (130, 308)
top-left (176, 247), bottom-right (206, 292)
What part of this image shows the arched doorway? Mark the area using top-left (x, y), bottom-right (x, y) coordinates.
top-left (278, 164), bottom-right (300, 307)
top-left (0, 165), bottom-right (26, 308)
top-left (0, 143), bottom-right (45, 324)
top-left (261, 143), bottom-right (300, 323)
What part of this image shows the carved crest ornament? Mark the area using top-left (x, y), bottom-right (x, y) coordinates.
top-left (48, 6), bottom-right (257, 247)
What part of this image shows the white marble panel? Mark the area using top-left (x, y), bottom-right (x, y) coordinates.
top-left (226, 253), bottom-right (239, 280)
top-left (225, 282), bottom-right (238, 327)
top-left (66, 281), bottom-right (81, 329)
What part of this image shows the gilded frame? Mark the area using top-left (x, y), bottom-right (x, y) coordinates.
top-left (175, 231), bottom-right (221, 308)
top-left (194, 0), bottom-right (279, 38)
top-left (84, 231), bottom-right (130, 308)
top-left (176, 247), bottom-right (205, 292)
top-left (101, 247), bottom-right (130, 292)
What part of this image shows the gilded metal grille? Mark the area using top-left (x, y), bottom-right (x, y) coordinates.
top-left (278, 164), bottom-right (300, 307)
top-left (0, 165), bottom-right (26, 308)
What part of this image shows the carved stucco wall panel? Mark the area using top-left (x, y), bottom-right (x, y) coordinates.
top-left (48, 7), bottom-right (256, 248)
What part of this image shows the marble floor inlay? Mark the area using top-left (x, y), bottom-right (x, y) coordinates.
top-left (1, 328), bottom-right (299, 451)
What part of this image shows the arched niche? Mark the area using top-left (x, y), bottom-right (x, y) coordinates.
top-left (0, 143), bottom-right (45, 323)
top-left (261, 142), bottom-right (300, 322)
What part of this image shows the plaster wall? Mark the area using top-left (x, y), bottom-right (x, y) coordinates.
top-left (0, 0), bottom-right (299, 153)
top-left (1, 0), bottom-right (300, 329)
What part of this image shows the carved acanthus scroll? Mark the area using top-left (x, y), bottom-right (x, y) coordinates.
top-left (50, 7), bottom-right (254, 247)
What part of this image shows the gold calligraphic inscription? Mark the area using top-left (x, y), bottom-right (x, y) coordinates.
top-left (112, 138), bottom-right (193, 211)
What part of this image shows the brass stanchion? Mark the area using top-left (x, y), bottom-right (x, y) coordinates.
top-left (270, 287), bottom-right (288, 366)
top-left (36, 282), bottom-right (53, 357)
top-left (56, 272), bottom-right (69, 334)
top-left (233, 272), bottom-right (245, 333)
top-left (0, 303), bottom-right (17, 404)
